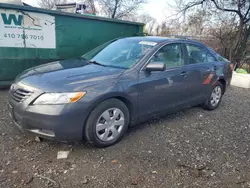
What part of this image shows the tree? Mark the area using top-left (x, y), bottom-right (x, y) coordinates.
top-left (84, 0), bottom-right (98, 14)
top-left (146, 19), bottom-right (156, 35)
top-left (128, 13), bottom-right (156, 34)
top-left (154, 22), bottom-right (171, 36)
top-left (97, 0), bottom-right (147, 19)
top-left (174, 0), bottom-right (250, 63)
top-left (208, 15), bottom-right (238, 60)
top-left (38, 0), bottom-right (67, 9)
top-left (182, 10), bottom-right (211, 35)
top-left (130, 13), bottom-right (153, 23)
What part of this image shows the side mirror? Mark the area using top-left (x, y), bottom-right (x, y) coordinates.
top-left (145, 62), bottom-right (166, 72)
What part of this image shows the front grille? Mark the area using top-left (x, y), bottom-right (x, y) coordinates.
top-left (11, 88), bottom-right (33, 103)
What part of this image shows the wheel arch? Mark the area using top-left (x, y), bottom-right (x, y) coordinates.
top-left (218, 78), bottom-right (226, 94)
top-left (84, 92), bottom-right (137, 127)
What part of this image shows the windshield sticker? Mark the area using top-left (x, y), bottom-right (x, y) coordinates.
top-left (139, 41), bottom-right (157, 46)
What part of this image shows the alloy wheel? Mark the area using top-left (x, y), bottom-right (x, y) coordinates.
top-left (210, 86), bottom-right (222, 107)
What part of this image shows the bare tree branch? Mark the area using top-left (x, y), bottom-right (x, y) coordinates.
top-left (85, 0), bottom-right (97, 14)
top-left (243, 5), bottom-right (250, 20)
top-left (38, 0), bottom-right (67, 9)
top-left (172, 0), bottom-right (250, 63)
top-left (210, 0), bottom-right (243, 18)
top-left (98, 0), bottom-right (146, 19)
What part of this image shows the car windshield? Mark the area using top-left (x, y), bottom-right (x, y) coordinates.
top-left (82, 38), bottom-right (157, 69)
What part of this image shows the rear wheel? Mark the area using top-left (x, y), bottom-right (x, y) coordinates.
top-left (84, 99), bottom-right (130, 147)
top-left (203, 82), bottom-right (223, 110)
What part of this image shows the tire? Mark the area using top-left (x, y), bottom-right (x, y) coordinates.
top-left (203, 82), bottom-right (224, 110)
top-left (84, 98), bottom-right (130, 147)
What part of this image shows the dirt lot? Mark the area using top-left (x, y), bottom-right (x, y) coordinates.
top-left (0, 87), bottom-right (250, 188)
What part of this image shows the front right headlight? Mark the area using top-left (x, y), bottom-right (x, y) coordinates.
top-left (33, 92), bottom-right (86, 105)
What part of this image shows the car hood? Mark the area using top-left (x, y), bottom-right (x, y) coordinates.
top-left (15, 58), bottom-right (125, 92)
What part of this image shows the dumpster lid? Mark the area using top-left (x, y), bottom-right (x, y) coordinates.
top-left (0, 2), bottom-right (145, 26)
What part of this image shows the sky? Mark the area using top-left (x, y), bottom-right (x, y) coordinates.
top-left (140, 0), bottom-right (174, 23)
top-left (22, 0), bottom-right (174, 23)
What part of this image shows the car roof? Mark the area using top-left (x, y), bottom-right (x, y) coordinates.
top-left (123, 36), bottom-right (205, 46)
top-left (124, 36), bottom-right (177, 43)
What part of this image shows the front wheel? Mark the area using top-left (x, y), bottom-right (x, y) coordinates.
top-left (84, 99), bottom-right (130, 147)
top-left (203, 82), bottom-right (223, 110)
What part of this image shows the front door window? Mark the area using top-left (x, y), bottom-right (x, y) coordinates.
top-left (149, 43), bottom-right (185, 68)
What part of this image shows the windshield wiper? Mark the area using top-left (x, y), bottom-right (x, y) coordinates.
top-left (88, 60), bottom-right (107, 67)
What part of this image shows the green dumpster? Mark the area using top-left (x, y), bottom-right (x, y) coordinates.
top-left (0, 3), bottom-right (144, 86)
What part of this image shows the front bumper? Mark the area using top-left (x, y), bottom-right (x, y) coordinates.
top-left (8, 92), bottom-right (90, 141)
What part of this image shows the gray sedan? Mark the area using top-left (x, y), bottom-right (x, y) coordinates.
top-left (8, 37), bottom-right (232, 147)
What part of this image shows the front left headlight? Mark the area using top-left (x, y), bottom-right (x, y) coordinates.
top-left (33, 92), bottom-right (86, 105)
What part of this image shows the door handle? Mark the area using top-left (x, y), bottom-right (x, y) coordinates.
top-left (213, 65), bottom-right (218, 71)
top-left (180, 71), bottom-right (188, 77)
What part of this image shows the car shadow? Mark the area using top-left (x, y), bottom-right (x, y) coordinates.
top-left (45, 106), bottom-right (206, 150)
top-left (127, 108), bottom-right (195, 135)
top-left (34, 104), bottom-right (222, 151)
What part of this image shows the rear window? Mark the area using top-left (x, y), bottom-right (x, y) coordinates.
top-left (186, 44), bottom-right (217, 64)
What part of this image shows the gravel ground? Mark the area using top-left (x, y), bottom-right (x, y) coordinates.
top-left (0, 86), bottom-right (250, 188)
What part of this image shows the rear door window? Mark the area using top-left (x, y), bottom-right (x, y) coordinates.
top-left (185, 44), bottom-right (216, 64)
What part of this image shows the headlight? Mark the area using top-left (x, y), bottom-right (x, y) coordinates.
top-left (33, 92), bottom-right (86, 105)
